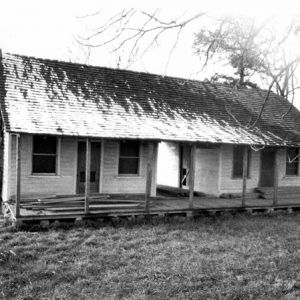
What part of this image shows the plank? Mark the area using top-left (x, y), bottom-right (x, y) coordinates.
top-left (16, 134), bottom-right (21, 218)
top-left (242, 146), bottom-right (248, 208)
top-left (189, 144), bottom-right (196, 210)
top-left (85, 138), bottom-right (91, 213)
top-left (45, 204), bottom-right (142, 212)
top-left (145, 142), bottom-right (155, 212)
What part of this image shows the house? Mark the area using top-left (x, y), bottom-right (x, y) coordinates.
top-left (0, 51), bottom-right (300, 219)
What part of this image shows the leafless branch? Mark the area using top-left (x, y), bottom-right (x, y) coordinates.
top-left (76, 9), bottom-right (102, 19)
top-left (287, 153), bottom-right (300, 163)
top-left (251, 56), bottom-right (300, 128)
top-left (77, 10), bottom-right (206, 65)
top-left (164, 26), bottom-right (183, 73)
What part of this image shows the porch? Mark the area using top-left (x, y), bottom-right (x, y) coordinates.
top-left (3, 186), bottom-right (300, 222)
top-left (5, 134), bottom-right (300, 224)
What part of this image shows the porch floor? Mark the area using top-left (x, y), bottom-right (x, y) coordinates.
top-left (4, 191), bottom-right (300, 222)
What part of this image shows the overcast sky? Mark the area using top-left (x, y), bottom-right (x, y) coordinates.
top-left (1, 0), bottom-right (300, 106)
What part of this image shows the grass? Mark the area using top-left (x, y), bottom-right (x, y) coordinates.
top-left (0, 212), bottom-right (300, 299)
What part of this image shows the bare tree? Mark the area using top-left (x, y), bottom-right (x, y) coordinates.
top-left (193, 16), bottom-right (300, 100)
top-left (76, 9), bottom-right (206, 70)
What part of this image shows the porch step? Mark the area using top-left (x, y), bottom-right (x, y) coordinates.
top-left (256, 186), bottom-right (300, 194)
top-left (255, 187), bottom-right (300, 200)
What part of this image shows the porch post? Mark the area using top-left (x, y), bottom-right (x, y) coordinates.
top-left (85, 138), bottom-right (91, 214)
top-left (273, 149), bottom-right (279, 206)
top-left (242, 146), bottom-right (248, 208)
top-left (15, 134), bottom-right (21, 218)
top-left (189, 144), bottom-right (196, 211)
top-left (145, 141), bottom-right (155, 213)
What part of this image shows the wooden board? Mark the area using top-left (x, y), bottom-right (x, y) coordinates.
top-left (45, 204), bottom-right (142, 212)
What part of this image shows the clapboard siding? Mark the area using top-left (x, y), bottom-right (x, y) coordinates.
top-left (219, 145), bottom-right (260, 194)
top-left (8, 134), bottom-right (76, 199)
top-left (195, 147), bottom-right (220, 195)
top-left (5, 135), bottom-right (158, 200)
top-left (1, 132), bottom-right (11, 201)
top-left (5, 133), bottom-right (300, 201)
top-left (101, 140), bottom-right (154, 195)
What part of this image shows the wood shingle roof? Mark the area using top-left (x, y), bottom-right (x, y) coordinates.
top-left (0, 52), bottom-right (300, 146)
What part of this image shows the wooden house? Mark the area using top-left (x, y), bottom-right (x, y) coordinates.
top-left (0, 51), bottom-right (300, 220)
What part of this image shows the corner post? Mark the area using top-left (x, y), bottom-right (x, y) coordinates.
top-left (85, 138), bottom-right (91, 214)
top-left (242, 146), bottom-right (248, 208)
top-left (189, 144), bottom-right (196, 211)
top-left (273, 149), bottom-right (279, 206)
top-left (145, 141), bottom-right (154, 213)
top-left (15, 134), bottom-right (21, 218)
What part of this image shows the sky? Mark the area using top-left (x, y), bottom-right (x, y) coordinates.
top-left (1, 0), bottom-right (300, 106)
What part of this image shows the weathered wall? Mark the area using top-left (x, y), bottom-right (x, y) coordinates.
top-left (5, 135), bottom-right (157, 200)
top-left (157, 142), bottom-right (179, 187)
top-left (194, 147), bottom-right (220, 195)
top-left (6, 134), bottom-right (300, 201)
top-left (219, 144), bottom-right (260, 194)
top-left (219, 145), bottom-right (300, 194)
top-left (8, 134), bottom-right (77, 199)
top-left (101, 140), bottom-right (155, 195)
top-left (155, 142), bottom-right (300, 197)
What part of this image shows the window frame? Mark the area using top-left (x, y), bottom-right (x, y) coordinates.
top-left (232, 146), bottom-right (251, 179)
top-left (31, 135), bottom-right (59, 176)
top-left (118, 140), bottom-right (140, 176)
top-left (286, 147), bottom-right (299, 176)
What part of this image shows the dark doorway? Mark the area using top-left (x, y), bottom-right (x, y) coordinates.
top-left (179, 145), bottom-right (190, 188)
top-left (77, 142), bottom-right (101, 194)
top-left (260, 150), bottom-right (275, 187)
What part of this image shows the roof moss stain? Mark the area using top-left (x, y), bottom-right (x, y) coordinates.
top-left (0, 52), bottom-right (300, 145)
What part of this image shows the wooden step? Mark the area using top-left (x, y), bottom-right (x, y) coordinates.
top-left (256, 187), bottom-right (300, 194)
top-left (261, 194), bottom-right (300, 200)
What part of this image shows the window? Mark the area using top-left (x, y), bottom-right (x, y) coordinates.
top-left (118, 140), bottom-right (140, 175)
top-left (232, 146), bottom-right (251, 178)
top-left (32, 135), bottom-right (57, 174)
top-left (286, 148), bottom-right (299, 176)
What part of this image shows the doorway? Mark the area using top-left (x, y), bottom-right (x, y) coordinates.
top-left (76, 141), bottom-right (101, 194)
top-left (179, 145), bottom-right (190, 188)
top-left (260, 149), bottom-right (275, 187)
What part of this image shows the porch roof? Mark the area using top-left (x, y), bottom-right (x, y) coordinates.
top-left (1, 52), bottom-right (300, 146)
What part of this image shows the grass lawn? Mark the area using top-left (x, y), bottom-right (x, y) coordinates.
top-left (0, 212), bottom-right (299, 299)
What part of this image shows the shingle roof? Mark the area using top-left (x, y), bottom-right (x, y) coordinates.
top-left (0, 52), bottom-right (300, 146)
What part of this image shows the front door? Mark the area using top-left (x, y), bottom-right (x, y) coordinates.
top-left (260, 150), bottom-right (275, 187)
top-left (76, 142), bottom-right (101, 194)
top-left (179, 145), bottom-right (190, 188)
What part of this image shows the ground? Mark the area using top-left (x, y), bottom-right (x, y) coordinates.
top-left (0, 212), bottom-right (300, 299)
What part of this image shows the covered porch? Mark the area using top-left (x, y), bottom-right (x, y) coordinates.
top-left (4, 187), bottom-right (300, 222)
top-left (4, 134), bottom-right (300, 223)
